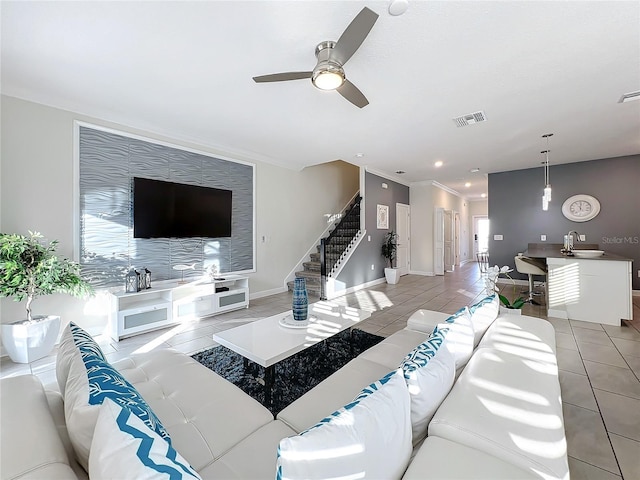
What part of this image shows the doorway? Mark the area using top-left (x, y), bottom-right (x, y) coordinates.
top-left (396, 203), bottom-right (410, 276)
top-left (473, 216), bottom-right (490, 257)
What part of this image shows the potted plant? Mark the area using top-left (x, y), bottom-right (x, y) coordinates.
top-left (381, 230), bottom-right (400, 284)
top-left (0, 231), bottom-right (93, 363)
top-left (485, 265), bottom-right (525, 314)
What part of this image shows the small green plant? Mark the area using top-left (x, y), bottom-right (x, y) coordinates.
top-left (381, 230), bottom-right (398, 268)
top-left (486, 265), bottom-right (526, 309)
top-left (0, 231), bottom-right (93, 320)
top-left (498, 293), bottom-right (526, 310)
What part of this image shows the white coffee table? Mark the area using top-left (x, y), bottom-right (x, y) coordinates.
top-left (212, 301), bottom-right (371, 406)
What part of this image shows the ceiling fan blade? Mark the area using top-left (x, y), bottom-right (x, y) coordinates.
top-left (337, 80), bottom-right (369, 108)
top-left (253, 72), bottom-right (312, 83)
top-left (332, 7), bottom-right (379, 66)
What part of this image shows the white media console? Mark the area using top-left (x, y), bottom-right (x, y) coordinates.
top-left (108, 275), bottom-right (249, 342)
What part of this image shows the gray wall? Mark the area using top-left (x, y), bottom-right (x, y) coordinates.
top-left (80, 126), bottom-right (254, 288)
top-left (488, 155), bottom-right (640, 289)
top-left (335, 171), bottom-right (410, 290)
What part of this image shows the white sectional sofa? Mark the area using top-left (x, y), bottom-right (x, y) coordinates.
top-left (0, 295), bottom-right (569, 480)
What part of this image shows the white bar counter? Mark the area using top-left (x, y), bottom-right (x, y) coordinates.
top-left (524, 245), bottom-right (633, 326)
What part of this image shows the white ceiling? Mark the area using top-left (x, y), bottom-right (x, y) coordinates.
top-left (2, 1), bottom-right (639, 199)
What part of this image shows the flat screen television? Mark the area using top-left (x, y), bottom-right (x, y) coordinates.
top-left (133, 177), bottom-right (232, 238)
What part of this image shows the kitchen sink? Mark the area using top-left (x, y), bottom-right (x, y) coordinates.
top-left (572, 249), bottom-right (605, 258)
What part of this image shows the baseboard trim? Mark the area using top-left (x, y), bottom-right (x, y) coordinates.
top-left (250, 287), bottom-right (287, 300)
top-left (408, 270), bottom-right (435, 276)
top-left (326, 277), bottom-right (386, 300)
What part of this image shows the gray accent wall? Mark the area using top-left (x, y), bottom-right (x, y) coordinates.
top-left (334, 171), bottom-right (410, 291)
top-left (79, 126), bottom-right (254, 288)
top-left (488, 155), bottom-right (640, 289)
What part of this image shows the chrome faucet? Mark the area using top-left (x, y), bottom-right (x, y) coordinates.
top-left (564, 230), bottom-right (582, 253)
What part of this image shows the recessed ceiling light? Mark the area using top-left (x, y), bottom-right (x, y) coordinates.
top-left (389, 0), bottom-right (409, 16)
top-left (618, 90), bottom-right (640, 103)
top-left (396, 170), bottom-right (405, 174)
top-left (355, 153), bottom-right (365, 158)
top-left (434, 160), bottom-right (443, 168)
top-left (481, 193), bottom-right (487, 198)
top-left (469, 168), bottom-right (480, 173)
top-left (464, 182), bottom-right (471, 188)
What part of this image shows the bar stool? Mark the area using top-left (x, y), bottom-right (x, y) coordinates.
top-left (477, 252), bottom-right (489, 274)
top-left (514, 255), bottom-right (547, 305)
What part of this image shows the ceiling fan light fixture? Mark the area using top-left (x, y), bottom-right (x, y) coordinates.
top-left (312, 66), bottom-right (345, 90)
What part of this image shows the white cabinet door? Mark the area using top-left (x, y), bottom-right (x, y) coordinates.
top-left (216, 289), bottom-right (249, 313)
top-left (174, 295), bottom-right (216, 320)
top-left (118, 301), bottom-right (173, 337)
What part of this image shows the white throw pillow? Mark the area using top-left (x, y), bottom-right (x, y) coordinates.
top-left (400, 329), bottom-right (456, 445)
top-left (90, 398), bottom-right (200, 480)
top-left (469, 295), bottom-right (500, 346)
top-left (276, 369), bottom-right (412, 480)
top-left (437, 308), bottom-right (475, 371)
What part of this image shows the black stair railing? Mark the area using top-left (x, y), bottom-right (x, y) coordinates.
top-left (320, 196), bottom-right (362, 300)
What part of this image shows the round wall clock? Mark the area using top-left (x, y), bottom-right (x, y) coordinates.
top-left (562, 194), bottom-right (601, 222)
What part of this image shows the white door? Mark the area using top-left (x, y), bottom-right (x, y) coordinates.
top-left (434, 207), bottom-right (445, 275)
top-left (454, 212), bottom-right (461, 266)
top-left (444, 210), bottom-right (454, 272)
top-left (396, 203), bottom-right (410, 276)
top-left (473, 216), bottom-right (490, 257)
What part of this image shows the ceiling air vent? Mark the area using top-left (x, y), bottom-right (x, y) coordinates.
top-left (453, 111), bottom-right (486, 127)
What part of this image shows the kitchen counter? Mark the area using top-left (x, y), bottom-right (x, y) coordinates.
top-left (524, 244), bottom-right (633, 262)
top-left (521, 243), bottom-right (632, 325)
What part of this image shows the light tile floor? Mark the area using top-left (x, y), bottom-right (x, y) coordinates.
top-left (2, 263), bottom-right (639, 479)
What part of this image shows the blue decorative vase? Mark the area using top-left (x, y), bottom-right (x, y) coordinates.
top-left (292, 277), bottom-right (308, 321)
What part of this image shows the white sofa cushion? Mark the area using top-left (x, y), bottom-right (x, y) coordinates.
top-left (406, 310), bottom-right (453, 334)
top-left (478, 314), bottom-right (557, 359)
top-left (0, 375), bottom-right (79, 480)
top-left (276, 357), bottom-right (391, 433)
top-left (428, 348), bottom-right (568, 480)
top-left (276, 369), bottom-right (412, 480)
top-left (59, 323), bottom-right (170, 471)
top-left (89, 398), bottom-right (200, 480)
top-left (403, 436), bottom-right (541, 480)
top-left (468, 294), bottom-right (500, 346)
top-left (199, 420), bottom-right (296, 479)
top-left (357, 328), bottom-right (430, 368)
top-left (400, 329), bottom-right (456, 445)
top-left (114, 349), bottom-right (275, 472)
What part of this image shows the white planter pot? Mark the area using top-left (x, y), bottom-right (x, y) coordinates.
top-left (1, 315), bottom-right (61, 363)
top-left (384, 268), bottom-right (400, 285)
top-left (499, 306), bottom-right (522, 315)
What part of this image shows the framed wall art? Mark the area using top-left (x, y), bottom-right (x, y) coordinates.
top-left (377, 204), bottom-right (389, 229)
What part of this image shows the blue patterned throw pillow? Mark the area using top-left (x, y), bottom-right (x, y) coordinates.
top-left (468, 294), bottom-right (499, 345)
top-left (69, 321), bottom-right (107, 361)
top-left (83, 354), bottom-right (171, 443)
top-left (60, 322), bottom-right (171, 471)
top-left (400, 328), bottom-right (456, 445)
top-left (90, 398), bottom-right (200, 480)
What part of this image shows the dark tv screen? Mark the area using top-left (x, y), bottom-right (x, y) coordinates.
top-left (133, 177), bottom-right (232, 238)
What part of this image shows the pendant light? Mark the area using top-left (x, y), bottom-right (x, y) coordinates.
top-left (541, 133), bottom-right (553, 211)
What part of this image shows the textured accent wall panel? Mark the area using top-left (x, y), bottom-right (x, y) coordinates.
top-left (79, 126), bottom-right (254, 288)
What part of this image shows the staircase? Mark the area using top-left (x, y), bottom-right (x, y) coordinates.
top-left (287, 250), bottom-right (323, 297)
top-left (287, 196), bottom-right (362, 298)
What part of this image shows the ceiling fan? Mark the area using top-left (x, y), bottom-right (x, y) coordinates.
top-left (252, 7), bottom-right (379, 108)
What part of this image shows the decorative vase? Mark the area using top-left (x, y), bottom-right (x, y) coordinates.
top-left (292, 277), bottom-right (308, 321)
